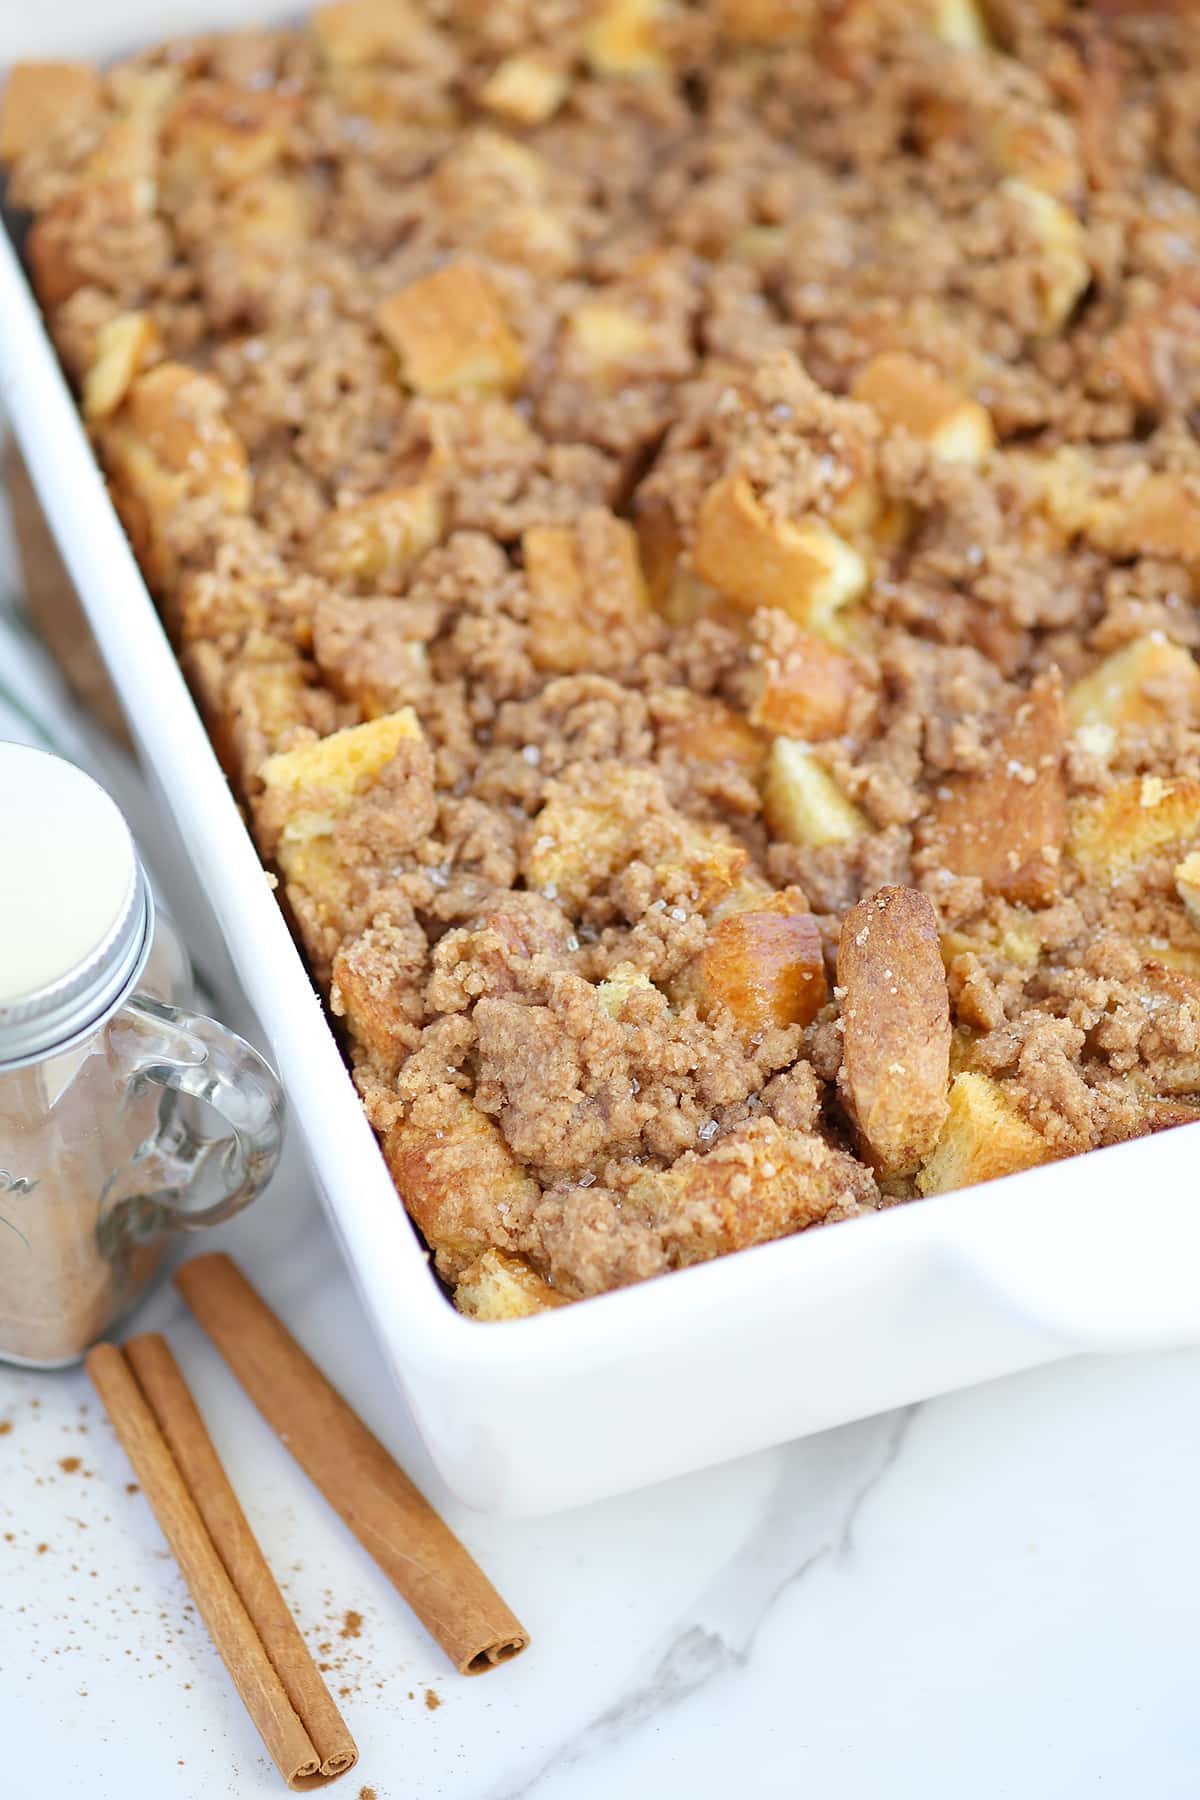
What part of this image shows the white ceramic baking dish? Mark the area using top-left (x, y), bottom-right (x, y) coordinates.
top-left (5, 0), bottom-right (1200, 1518)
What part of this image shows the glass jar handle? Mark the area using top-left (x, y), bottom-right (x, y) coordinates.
top-left (97, 994), bottom-right (284, 1257)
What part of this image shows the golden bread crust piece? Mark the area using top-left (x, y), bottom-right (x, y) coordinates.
top-left (918, 671), bottom-right (1067, 907)
top-left (0, 61), bottom-right (102, 164)
top-left (454, 1249), bottom-right (568, 1320)
top-left (763, 738), bottom-right (867, 848)
top-left (523, 509), bottom-right (652, 675)
top-left (81, 310), bottom-right (162, 422)
top-left (749, 627), bottom-right (869, 742)
top-left (479, 52), bottom-right (570, 126)
top-left (160, 83), bottom-right (298, 195)
top-left (626, 1117), bottom-right (878, 1265)
top-left (691, 472), bottom-right (868, 634)
top-left (307, 484), bottom-right (444, 588)
top-left (523, 763), bottom-right (748, 913)
top-left (851, 354), bottom-right (994, 467)
top-left (1067, 634), bottom-right (1200, 734)
top-left (1175, 852), bottom-right (1200, 931)
top-left (1068, 776), bottom-right (1200, 882)
top-left (917, 1072), bottom-right (1054, 1195)
top-left (683, 891), bottom-right (828, 1039)
top-left (376, 263), bottom-right (525, 396)
top-left (384, 1091), bottom-right (540, 1281)
top-left (311, 0), bottom-right (431, 67)
top-left (837, 886), bottom-right (952, 1179)
top-left (654, 690), bottom-right (764, 772)
top-left (256, 709), bottom-right (432, 965)
top-left (99, 362), bottom-right (250, 593)
top-left (584, 0), bottom-right (667, 76)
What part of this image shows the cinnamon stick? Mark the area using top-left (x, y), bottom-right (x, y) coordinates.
top-left (174, 1253), bottom-right (530, 1675)
top-left (85, 1342), bottom-right (357, 1790)
top-left (124, 1335), bottom-right (357, 1781)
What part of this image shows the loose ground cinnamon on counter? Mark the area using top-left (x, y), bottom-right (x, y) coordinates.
top-left (86, 1339), bottom-right (357, 1789)
top-left (174, 1253), bottom-right (529, 1675)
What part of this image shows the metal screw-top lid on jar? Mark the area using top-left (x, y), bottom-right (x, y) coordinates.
top-left (0, 743), bottom-right (152, 1067)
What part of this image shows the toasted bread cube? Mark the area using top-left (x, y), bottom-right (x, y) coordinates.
top-left (525, 765), bottom-right (746, 911)
top-left (1129, 929), bottom-right (1200, 978)
top-left (189, 628), bottom-right (352, 785)
top-left (480, 52), bottom-right (569, 125)
top-left (595, 964), bottom-right (655, 1019)
top-left (203, 651), bottom-right (318, 782)
top-left (1016, 447), bottom-right (1107, 544)
top-left (0, 61), bottom-right (101, 164)
top-left (226, 172), bottom-right (315, 251)
top-left (330, 913), bottom-right (426, 1072)
top-left (454, 1249), bottom-right (568, 1320)
top-left (838, 886), bottom-right (952, 1178)
top-left (851, 354), bottom-right (994, 467)
top-left (1176, 852), bottom-right (1200, 931)
top-left (81, 311), bottom-right (161, 422)
top-left (259, 709), bottom-right (426, 928)
top-left (749, 628), bottom-right (866, 741)
top-left (523, 509), bottom-right (651, 674)
top-left (100, 363), bottom-right (250, 593)
top-left (1068, 777), bottom-right (1200, 882)
top-left (692, 474), bottom-right (868, 633)
top-left (77, 67), bottom-right (177, 195)
top-left (923, 0), bottom-right (989, 47)
top-left (308, 485), bottom-right (443, 587)
top-left (1003, 180), bottom-right (1089, 335)
top-left (482, 205), bottom-right (579, 279)
top-left (377, 264), bottom-right (525, 396)
top-left (1033, 456), bottom-right (1200, 563)
top-left (161, 84), bottom-right (295, 192)
top-left (260, 708), bottom-right (423, 847)
top-left (917, 1072), bottom-right (1053, 1195)
top-left (118, 364), bottom-right (248, 499)
top-left (311, 0), bottom-right (425, 65)
top-left (920, 672), bottom-right (1067, 907)
top-left (584, 0), bottom-right (667, 76)
top-left (763, 739), bottom-right (867, 848)
top-left (384, 1092), bottom-right (539, 1280)
top-left (432, 129), bottom-right (548, 211)
top-left (689, 894), bottom-right (828, 1037)
top-left (941, 910), bottom-right (1043, 973)
top-left (627, 1118), bottom-right (877, 1264)
top-left (989, 115), bottom-right (1080, 201)
top-left (716, 0), bottom-right (817, 43)
top-left (655, 691), bottom-right (763, 771)
top-left (258, 709), bottom-right (427, 937)
top-left (566, 302), bottom-right (660, 379)
top-left (1067, 635), bottom-right (1200, 734)
top-left (1118, 472), bottom-right (1200, 564)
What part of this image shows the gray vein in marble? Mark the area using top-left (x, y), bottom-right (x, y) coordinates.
top-left (489, 1405), bottom-right (918, 1800)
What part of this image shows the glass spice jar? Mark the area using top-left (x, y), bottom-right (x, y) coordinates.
top-left (0, 743), bottom-right (283, 1366)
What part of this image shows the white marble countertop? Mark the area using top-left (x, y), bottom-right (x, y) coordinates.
top-left (4, 1130), bottom-right (1200, 1800)
top-left (3, 453), bottom-right (1200, 1800)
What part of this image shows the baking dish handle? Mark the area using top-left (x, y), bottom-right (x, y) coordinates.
top-left (941, 1125), bottom-right (1200, 1352)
